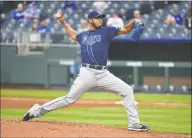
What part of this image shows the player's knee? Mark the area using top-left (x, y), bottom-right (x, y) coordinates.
top-left (64, 96), bottom-right (78, 104)
top-left (126, 85), bottom-right (134, 95)
top-left (120, 85), bottom-right (134, 98)
top-left (128, 85), bottom-right (134, 93)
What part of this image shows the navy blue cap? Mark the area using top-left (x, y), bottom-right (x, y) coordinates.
top-left (88, 10), bottom-right (105, 19)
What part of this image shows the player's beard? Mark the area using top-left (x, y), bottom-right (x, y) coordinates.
top-left (92, 22), bottom-right (102, 29)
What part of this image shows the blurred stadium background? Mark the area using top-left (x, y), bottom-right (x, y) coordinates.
top-left (0, 1), bottom-right (192, 94)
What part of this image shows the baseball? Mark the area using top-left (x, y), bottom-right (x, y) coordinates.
top-left (56, 12), bottom-right (62, 18)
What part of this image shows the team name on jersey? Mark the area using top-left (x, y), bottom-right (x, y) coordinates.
top-left (83, 35), bottom-right (101, 45)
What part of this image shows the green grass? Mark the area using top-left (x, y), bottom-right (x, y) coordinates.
top-left (1, 106), bottom-right (191, 134)
top-left (1, 89), bottom-right (191, 103)
top-left (1, 89), bottom-right (191, 134)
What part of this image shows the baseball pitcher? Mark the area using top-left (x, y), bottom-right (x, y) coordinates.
top-left (22, 10), bottom-right (149, 131)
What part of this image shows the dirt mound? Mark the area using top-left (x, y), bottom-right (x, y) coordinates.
top-left (1, 119), bottom-right (191, 138)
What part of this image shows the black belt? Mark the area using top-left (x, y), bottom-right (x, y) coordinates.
top-left (81, 64), bottom-right (107, 70)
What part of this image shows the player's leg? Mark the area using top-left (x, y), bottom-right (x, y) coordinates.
top-left (96, 70), bottom-right (149, 131)
top-left (39, 70), bottom-right (95, 115)
top-left (22, 67), bottom-right (96, 121)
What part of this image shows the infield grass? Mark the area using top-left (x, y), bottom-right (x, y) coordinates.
top-left (1, 106), bottom-right (191, 134)
top-left (1, 89), bottom-right (191, 103)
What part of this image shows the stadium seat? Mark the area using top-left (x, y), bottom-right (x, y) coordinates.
top-left (150, 85), bottom-right (162, 93)
top-left (0, 1), bottom-right (191, 43)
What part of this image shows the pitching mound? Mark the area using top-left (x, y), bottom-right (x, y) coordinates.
top-left (1, 119), bottom-right (191, 138)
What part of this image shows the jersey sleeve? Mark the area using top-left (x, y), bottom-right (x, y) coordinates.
top-left (24, 8), bottom-right (30, 14)
top-left (75, 33), bottom-right (82, 43)
top-left (106, 26), bottom-right (121, 40)
top-left (34, 9), bottom-right (40, 16)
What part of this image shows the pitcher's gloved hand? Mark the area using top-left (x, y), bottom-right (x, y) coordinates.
top-left (130, 21), bottom-right (144, 41)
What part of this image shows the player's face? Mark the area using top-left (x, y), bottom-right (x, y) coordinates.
top-left (91, 17), bottom-right (103, 29)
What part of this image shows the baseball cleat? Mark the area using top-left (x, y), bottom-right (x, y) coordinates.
top-left (22, 104), bottom-right (40, 121)
top-left (128, 123), bottom-right (150, 131)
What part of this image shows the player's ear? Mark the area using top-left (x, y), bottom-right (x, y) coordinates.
top-left (88, 19), bottom-right (92, 24)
